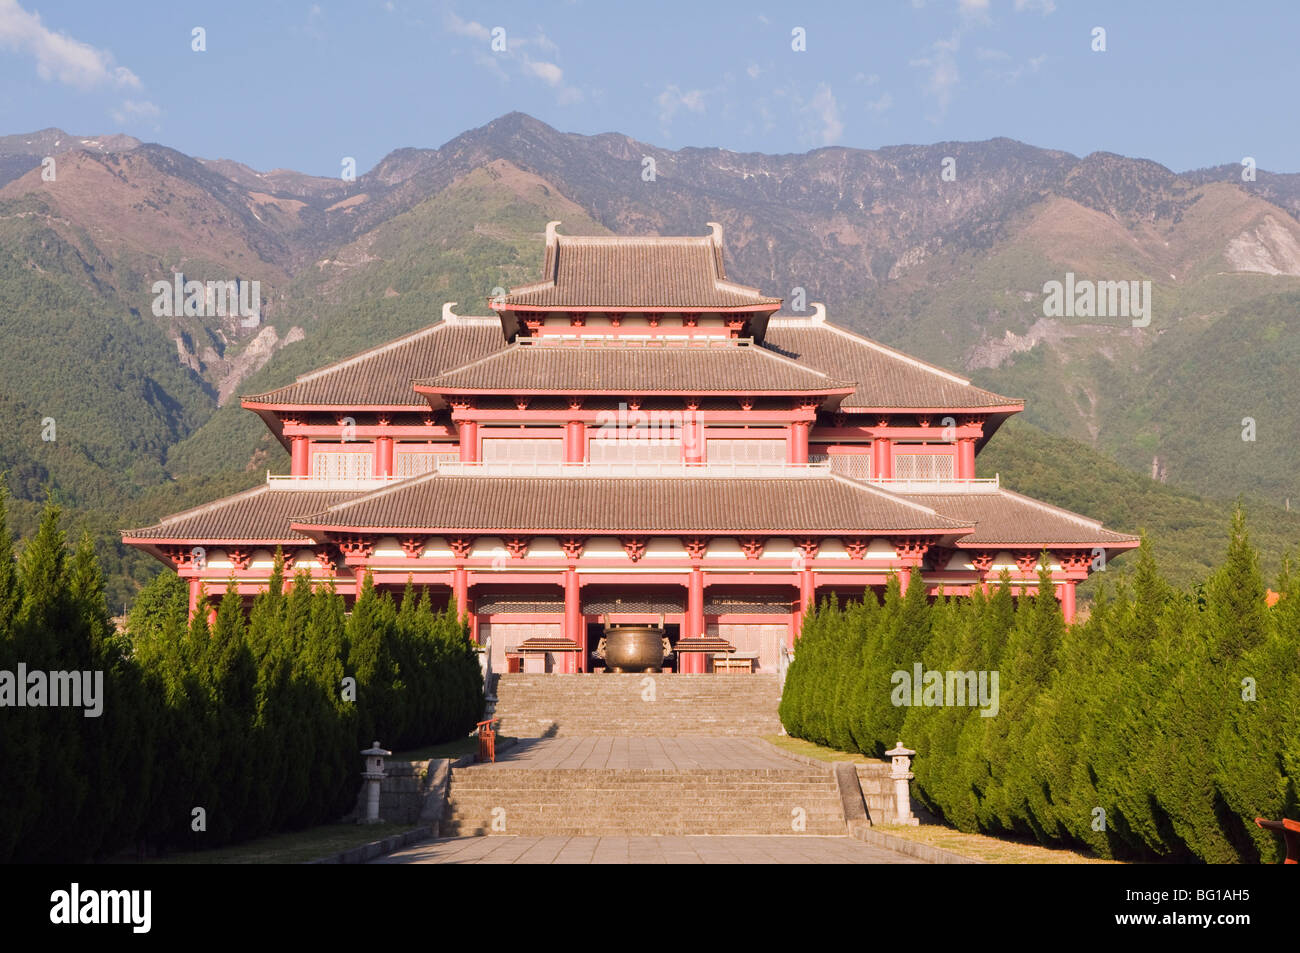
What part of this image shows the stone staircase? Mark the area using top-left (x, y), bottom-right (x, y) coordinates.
top-left (491, 672), bottom-right (784, 737)
top-left (442, 765), bottom-right (845, 836)
top-left (440, 672), bottom-right (850, 837)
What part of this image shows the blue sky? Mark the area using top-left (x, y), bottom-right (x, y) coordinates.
top-left (0, 0), bottom-right (1295, 176)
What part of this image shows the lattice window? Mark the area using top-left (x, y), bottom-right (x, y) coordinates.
top-left (893, 452), bottom-right (955, 480)
top-left (394, 450), bottom-right (459, 477)
top-left (706, 438), bottom-right (786, 464)
top-left (828, 454), bottom-right (872, 480)
top-left (481, 438), bottom-right (564, 463)
top-left (312, 450), bottom-right (373, 480)
top-left (588, 436), bottom-right (682, 464)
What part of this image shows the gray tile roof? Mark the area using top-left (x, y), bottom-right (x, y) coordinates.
top-left (243, 319), bottom-right (506, 407)
top-left (899, 487), bottom-right (1139, 546)
top-left (123, 486), bottom-right (363, 542)
top-left (416, 339), bottom-right (853, 395)
top-left (501, 232), bottom-right (781, 310)
top-left (763, 320), bottom-right (1020, 411)
top-left (291, 473), bottom-right (969, 535)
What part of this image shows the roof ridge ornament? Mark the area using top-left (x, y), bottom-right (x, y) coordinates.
top-left (810, 302), bottom-right (826, 324)
top-left (545, 220), bottom-right (561, 245)
top-left (442, 301), bottom-right (459, 324)
top-left (707, 221), bottom-right (723, 246)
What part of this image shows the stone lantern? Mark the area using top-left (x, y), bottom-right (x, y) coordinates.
top-left (885, 741), bottom-right (918, 826)
top-left (360, 741), bottom-right (391, 824)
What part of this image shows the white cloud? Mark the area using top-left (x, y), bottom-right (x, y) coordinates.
top-left (111, 98), bottom-right (160, 124)
top-left (523, 59), bottom-right (563, 87)
top-left (0, 0), bottom-right (140, 90)
top-left (910, 33), bottom-right (961, 119)
top-left (808, 83), bottom-right (843, 146)
top-left (958, 0), bottom-right (990, 19)
top-left (976, 47), bottom-right (1010, 61)
top-left (747, 62), bottom-right (761, 80)
top-left (445, 11), bottom-right (490, 41)
top-left (1014, 0), bottom-right (1057, 13)
top-left (865, 92), bottom-right (893, 114)
top-left (656, 84), bottom-right (707, 132)
top-left (444, 12), bottom-right (582, 104)
top-left (1000, 52), bottom-right (1047, 82)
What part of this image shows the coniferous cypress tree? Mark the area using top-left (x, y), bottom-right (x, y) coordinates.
top-left (918, 589), bottom-right (985, 830)
top-left (1205, 506), bottom-right (1269, 663)
top-left (346, 572), bottom-right (404, 747)
top-left (959, 572), bottom-right (1015, 832)
top-left (903, 590), bottom-right (959, 814)
top-left (1209, 541), bottom-right (1297, 862)
top-left (987, 558), bottom-right (1064, 838)
top-left (12, 500), bottom-right (86, 861)
top-left (0, 485), bottom-right (30, 862)
top-left (861, 570), bottom-right (930, 757)
top-left (300, 576), bottom-right (355, 822)
top-left (201, 582), bottom-right (257, 844)
top-left (246, 552), bottom-right (292, 835)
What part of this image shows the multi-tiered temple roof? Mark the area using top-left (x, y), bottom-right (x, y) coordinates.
top-left (126, 223), bottom-right (1136, 672)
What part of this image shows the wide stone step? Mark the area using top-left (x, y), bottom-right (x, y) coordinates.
top-left (491, 672), bottom-right (784, 738)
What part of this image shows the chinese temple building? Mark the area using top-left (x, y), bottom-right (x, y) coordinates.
top-left (124, 223), bottom-right (1138, 674)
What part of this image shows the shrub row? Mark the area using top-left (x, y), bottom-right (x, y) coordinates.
top-left (0, 494), bottom-right (483, 862)
top-left (779, 509), bottom-right (1299, 862)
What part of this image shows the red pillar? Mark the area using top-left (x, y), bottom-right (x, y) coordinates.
top-left (376, 436), bottom-right (394, 477)
top-left (797, 568), bottom-right (815, 636)
top-left (789, 420), bottom-right (809, 464)
top-left (291, 436), bottom-right (309, 477)
top-left (459, 420), bottom-right (479, 462)
top-left (1060, 579), bottom-right (1077, 624)
top-left (453, 566), bottom-right (468, 623)
top-left (565, 568), bottom-right (583, 670)
top-left (684, 416), bottom-right (705, 464)
top-left (872, 436), bottom-right (892, 479)
top-left (958, 438), bottom-right (976, 480)
top-left (687, 567), bottom-right (705, 672)
top-left (898, 565), bottom-right (910, 595)
top-left (565, 420), bottom-right (586, 463)
top-left (187, 577), bottom-right (200, 619)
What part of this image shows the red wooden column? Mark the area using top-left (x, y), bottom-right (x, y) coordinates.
top-left (872, 436), bottom-right (892, 479)
top-left (290, 436), bottom-right (309, 477)
top-left (376, 436), bottom-right (394, 477)
top-left (564, 420), bottom-right (586, 463)
top-left (796, 568), bottom-right (815, 636)
top-left (958, 437), bottom-right (976, 479)
top-left (564, 567), bottom-right (583, 671)
top-left (897, 565), bottom-right (911, 595)
top-left (687, 566), bottom-right (705, 672)
top-left (789, 420), bottom-right (809, 464)
top-left (453, 566), bottom-right (469, 622)
top-left (187, 577), bottom-right (201, 618)
top-left (459, 420), bottom-right (479, 462)
top-left (683, 401), bottom-right (704, 464)
top-left (1059, 579), bottom-right (1077, 624)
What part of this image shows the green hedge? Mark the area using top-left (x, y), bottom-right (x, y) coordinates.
top-left (0, 492), bottom-right (483, 862)
top-left (779, 509), bottom-right (1300, 863)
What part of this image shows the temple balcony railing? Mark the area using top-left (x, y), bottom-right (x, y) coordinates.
top-left (265, 473), bottom-right (407, 490)
top-left (431, 461), bottom-right (833, 479)
top-left (865, 475), bottom-right (1001, 493)
top-left (517, 334), bottom-right (756, 350)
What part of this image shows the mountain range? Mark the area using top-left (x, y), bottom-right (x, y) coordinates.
top-left (1, 111), bottom-right (1296, 607)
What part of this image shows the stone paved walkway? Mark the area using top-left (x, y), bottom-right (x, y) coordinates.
top-left (480, 736), bottom-right (800, 770)
top-left (373, 835), bottom-right (919, 864)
